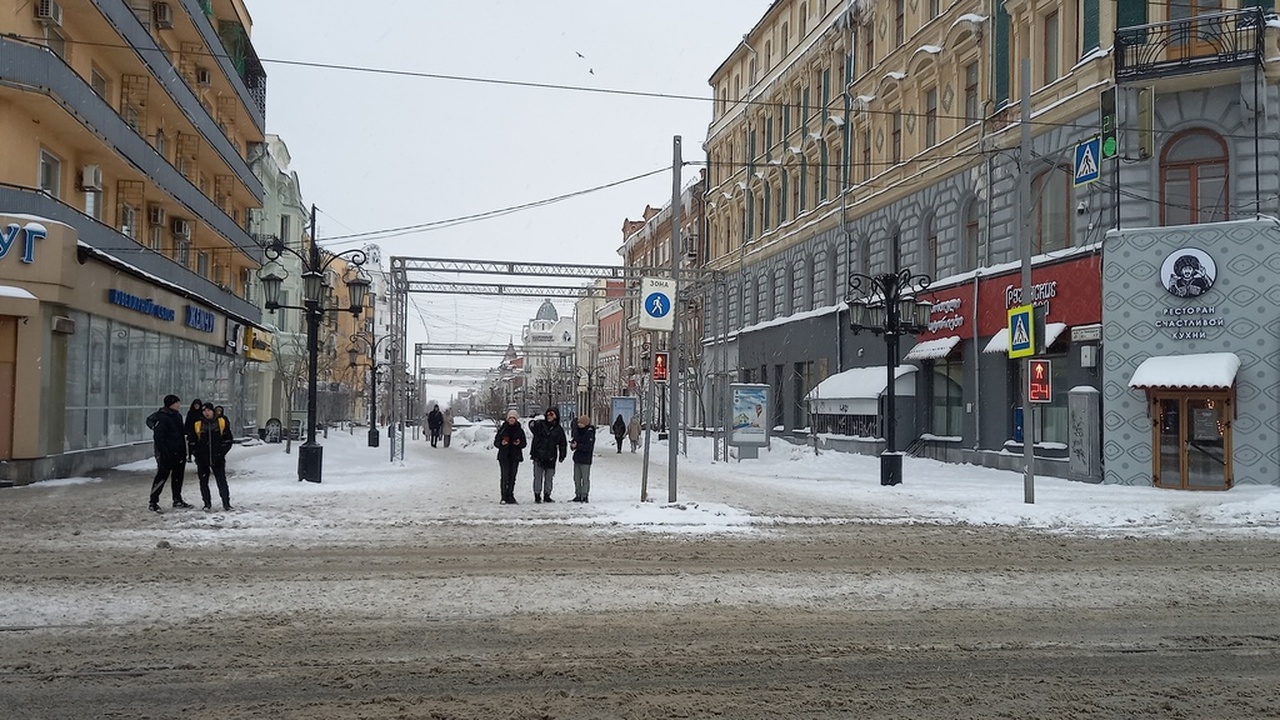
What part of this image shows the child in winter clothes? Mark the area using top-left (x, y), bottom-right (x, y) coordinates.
top-left (570, 415), bottom-right (596, 502)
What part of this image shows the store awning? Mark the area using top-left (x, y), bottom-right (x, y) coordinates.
top-left (905, 335), bottom-right (961, 361)
top-left (806, 365), bottom-right (916, 402)
top-left (982, 322), bottom-right (1068, 354)
top-left (0, 285), bottom-right (38, 317)
top-left (1129, 352), bottom-right (1240, 390)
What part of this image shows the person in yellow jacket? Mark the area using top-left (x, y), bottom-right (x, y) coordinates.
top-left (192, 403), bottom-right (234, 511)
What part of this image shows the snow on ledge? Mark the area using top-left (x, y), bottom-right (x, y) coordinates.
top-left (1129, 352), bottom-right (1241, 390)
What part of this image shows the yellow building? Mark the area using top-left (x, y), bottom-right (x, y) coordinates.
top-left (702, 1), bottom-right (1280, 476)
top-left (0, 0), bottom-right (268, 483)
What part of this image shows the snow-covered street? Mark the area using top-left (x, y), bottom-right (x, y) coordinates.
top-left (4, 427), bottom-right (1280, 718)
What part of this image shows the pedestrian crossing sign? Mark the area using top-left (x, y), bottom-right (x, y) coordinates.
top-left (1074, 137), bottom-right (1101, 187)
top-left (1007, 304), bottom-right (1035, 359)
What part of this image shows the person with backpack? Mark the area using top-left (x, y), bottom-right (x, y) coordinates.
top-left (146, 394), bottom-right (191, 512)
top-left (570, 414), bottom-right (596, 503)
top-left (191, 402), bottom-right (235, 512)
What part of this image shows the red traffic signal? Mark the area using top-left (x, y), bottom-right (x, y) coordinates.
top-left (652, 351), bottom-right (669, 382)
top-left (1028, 359), bottom-right (1052, 403)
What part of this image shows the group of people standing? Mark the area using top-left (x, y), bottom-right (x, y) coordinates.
top-left (147, 395), bottom-right (234, 514)
top-left (610, 414), bottom-right (641, 453)
top-left (426, 404), bottom-right (453, 448)
top-left (494, 406), bottom-right (595, 505)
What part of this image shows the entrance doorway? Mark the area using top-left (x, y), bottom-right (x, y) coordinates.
top-left (1151, 392), bottom-right (1232, 490)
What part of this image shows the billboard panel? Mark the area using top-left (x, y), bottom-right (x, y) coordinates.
top-left (729, 383), bottom-right (770, 446)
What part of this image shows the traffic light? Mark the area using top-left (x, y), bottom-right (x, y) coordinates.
top-left (1100, 87), bottom-right (1118, 161)
top-left (652, 351), bottom-right (669, 382)
top-left (1028, 359), bottom-right (1052, 403)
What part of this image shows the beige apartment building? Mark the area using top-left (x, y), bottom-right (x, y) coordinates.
top-left (0, 0), bottom-right (269, 483)
top-left (702, 1), bottom-right (1280, 486)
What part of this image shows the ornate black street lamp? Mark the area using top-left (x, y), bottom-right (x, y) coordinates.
top-left (348, 328), bottom-right (392, 448)
top-left (258, 229), bottom-right (369, 483)
top-left (847, 268), bottom-right (933, 486)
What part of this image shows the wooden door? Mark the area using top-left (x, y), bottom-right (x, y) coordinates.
top-left (1152, 392), bottom-right (1232, 490)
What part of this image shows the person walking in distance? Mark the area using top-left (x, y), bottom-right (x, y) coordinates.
top-left (529, 406), bottom-right (567, 503)
top-left (146, 394), bottom-right (192, 512)
top-left (427, 404), bottom-right (444, 447)
top-left (184, 398), bottom-right (204, 462)
top-left (570, 414), bottom-right (596, 503)
top-left (494, 410), bottom-right (526, 504)
top-left (611, 414), bottom-right (626, 453)
top-left (192, 402), bottom-right (234, 512)
top-left (627, 413), bottom-right (641, 453)
top-left (441, 408), bottom-right (454, 448)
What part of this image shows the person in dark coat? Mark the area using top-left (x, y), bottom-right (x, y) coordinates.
top-left (528, 406), bottom-right (567, 503)
top-left (191, 402), bottom-right (235, 512)
top-left (147, 394), bottom-right (191, 512)
top-left (611, 414), bottom-right (626, 453)
top-left (570, 414), bottom-right (596, 503)
top-left (427, 405), bottom-right (445, 447)
top-left (184, 399), bottom-right (204, 462)
top-left (494, 410), bottom-right (526, 504)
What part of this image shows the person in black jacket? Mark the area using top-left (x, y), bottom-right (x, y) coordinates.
top-left (611, 414), bottom-right (626, 453)
top-left (528, 406), bottom-right (567, 503)
top-left (192, 403), bottom-right (235, 512)
top-left (427, 405), bottom-right (445, 447)
top-left (147, 394), bottom-right (191, 512)
top-left (570, 414), bottom-right (596, 503)
top-left (184, 399), bottom-right (204, 462)
top-left (494, 410), bottom-right (526, 504)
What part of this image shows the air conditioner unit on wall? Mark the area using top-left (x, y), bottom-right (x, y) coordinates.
top-left (153, 2), bottom-right (173, 29)
top-left (148, 204), bottom-right (166, 226)
top-left (36, 0), bottom-right (62, 27)
top-left (80, 165), bottom-right (103, 191)
top-left (171, 218), bottom-right (191, 238)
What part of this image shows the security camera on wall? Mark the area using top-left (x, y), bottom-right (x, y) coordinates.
top-left (1076, 200), bottom-right (1089, 216)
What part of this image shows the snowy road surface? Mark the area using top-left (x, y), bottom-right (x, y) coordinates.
top-left (2, 426), bottom-right (1280, 718)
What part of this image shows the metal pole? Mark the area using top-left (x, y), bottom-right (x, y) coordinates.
top-left (298, 203), bottom-right (323, 483)
top-left (668, 135), bottom-right (682, 502)
top-left (882, 275), bottom-right (901, 486)
top-left (1019, 58), bottom-right (1035, 505)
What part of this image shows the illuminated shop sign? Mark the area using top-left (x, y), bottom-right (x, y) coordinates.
top-left (107, 289), bottom-right (176, 321)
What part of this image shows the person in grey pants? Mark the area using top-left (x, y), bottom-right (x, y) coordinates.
top-left (528, 406), bottom-right (567, 503)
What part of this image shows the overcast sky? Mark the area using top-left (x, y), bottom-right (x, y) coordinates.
top-left (248, 2), bottom-right (768, 363)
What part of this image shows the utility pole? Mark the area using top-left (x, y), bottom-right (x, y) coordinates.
top-left (1019, 58), bottom-right (1035, 505)
top-left (669, 135), bottom-right (682, 503)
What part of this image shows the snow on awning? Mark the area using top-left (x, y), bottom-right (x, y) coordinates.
top-left (905, 336), bottom-right (961, 361)
top-left (0, 285), bottom-right (38, 316)
top-left (982, 322), bottom-right (1068, 354)
top-left (1129, 352), bottom-right (1241, 390)
top-left (806, 365), bottom-right (917, 402)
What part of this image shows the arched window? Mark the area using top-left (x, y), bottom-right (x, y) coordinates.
top-left (1161, 129), bottom-right (1229, 226)
top-left (858, 233), bottom-right (872, 274)
top-left (921, 213), bottom-right (939, 278)
top-left (1032, 165), bottom-right (1071, 254)
top-left (961, 199), bottom-right (980, 271)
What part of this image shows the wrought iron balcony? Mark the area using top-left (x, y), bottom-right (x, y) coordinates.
top-left (1115, 7), bottom-right (1266, 83)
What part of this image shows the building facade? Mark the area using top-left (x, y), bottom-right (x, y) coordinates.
top-left (701, 0), bottom-right (1280, 484)
top-left (0, 0), bottom-right (270, 482)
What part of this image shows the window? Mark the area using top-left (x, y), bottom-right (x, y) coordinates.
top-left (45, 25), bottom-right (66, 59)
top-left (90, 67), bottom-right (109, 98)
top-left (799, 3), bottom-right (808, 36)
top-left (861, 128), bottom-right (872, 182)
top-left (782, 22), bottom-right (790, 56)
top-left (892, 110), bottom-right (902, 164)
top-left (86, 190), bottom-right (103, 221)
top-left (756, 274), bottom-right (769, 321)
top-left (765, 40), bottom-right (772, 69)
top-left (176, 238), bottom-right (191, 267)
top-left (1043, 12), bottom-right (1061, 85)
top-left (1032, 166), bottom-right (1071, 253)
top-left (149, 226), bottom-right (163, 252)
top-left (39, 149), bottom-right (61, 198)
top-left (1161, 129), bottom-right (1229, 225)
top-left (932, 361), bottom-right (964, 437)
top-left (1082, 0), bottom-right (1100, 53)
top-left (922, 213), bottom-right (939, 277)
top-left (964, 62), bottom-right (980, 124)
top-left (864, 21), bottom-right (875, 70)
top-left (962, 199), bottom-right (980, 271)
top-left (155, 129), bottom-right (167, 160)
top-left (197, 251), bottom-right (210, 278)
top-left (925, 88), bottom-right (938, 147)
top-left (280, 214), bottom-right (292, 244)
top-left (895, 0), bottom-right (906, 46)
top-left (930, 0), bottom-right (941, 19)
top-left (792, 259), bottom-right (807, 312)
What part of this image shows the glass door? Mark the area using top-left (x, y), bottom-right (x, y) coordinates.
top-left (1166, 0), bottom-right (1224, 60)
top-left (1152, 393), bottom-right (1232, 490)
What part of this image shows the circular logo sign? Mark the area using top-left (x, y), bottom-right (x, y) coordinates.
top-left (1160, 248), bottom-right (1216, 298)
top-left (644, 292), bottom-right (670, 318)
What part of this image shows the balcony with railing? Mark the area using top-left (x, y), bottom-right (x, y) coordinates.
top-left (1115, 7), bottom-right (1267, 83)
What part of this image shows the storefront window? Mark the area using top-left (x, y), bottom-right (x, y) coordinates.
top-left (931, 360), bottom-right (964, 437)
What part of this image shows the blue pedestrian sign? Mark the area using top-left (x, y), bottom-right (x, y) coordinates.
top-left (1007, 304), bottom-right (1035, 359)
top-left (639, 277), bottom-right (675, 332)
top-left (1073, 136), bottom-right (1100, 187)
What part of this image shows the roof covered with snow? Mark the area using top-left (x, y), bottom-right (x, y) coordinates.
top-left (1129, 352), bottom-right (1241, 390)
top-left (806, 365), bottom-right (916, 401)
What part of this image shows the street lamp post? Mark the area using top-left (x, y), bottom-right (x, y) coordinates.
top-left (258, 210), bottom-right (369, 483)
top-left (348, 329), bottom-right (392, 448)
top-left (847, 268), bottom-right (932, 486)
